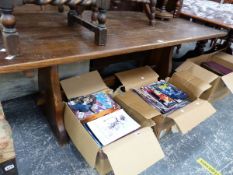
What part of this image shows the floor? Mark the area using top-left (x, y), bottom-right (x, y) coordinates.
top-left (2, 93), bottom-right (233, 175)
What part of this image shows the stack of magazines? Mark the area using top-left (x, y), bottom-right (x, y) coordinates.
top-left (68, 91), bottom-right (140, 147)
top-left (201, 61), bottom-right (233, 76)
top-left (134, 80), bottom-right (190, 114)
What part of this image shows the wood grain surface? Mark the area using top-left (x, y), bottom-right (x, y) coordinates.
top-left (0, 11), bottom-right (227, 74)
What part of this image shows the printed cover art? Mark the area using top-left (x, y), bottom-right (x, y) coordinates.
top-left (134, 80), bottom-right (190, 114)
top-left (150, 80), bottom-right (188, 100)
top-left (86, 109), bottom-right (140, 146)
top-left (68, 91), bottom-right (120, 122)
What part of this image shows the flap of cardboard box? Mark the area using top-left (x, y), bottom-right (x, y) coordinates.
top-left (167, 99), bottom-right (216, 134)
top-left (0, 102), bottom-right (4, 120)
top-left (64, 105), bottom-right (100, 168)
top-left (169, 71), bottom-right (212, 99)
top-left (115, 66), bottom-right (159, 91)
top-left (114, 91), bottom-right (161, 120)
top-left (189, 52), bottom-right (217, 64)
top-left (61, 71), bottom-right (108, 99)
top-left (102, 127), bottom-right (164, 175)
top-left (176, 61), bottom-right (218, 84)
top-left (222, 72), bottom-right (233, 93)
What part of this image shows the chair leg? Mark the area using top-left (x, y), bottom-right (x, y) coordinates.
top-left (91, 5), bottom-right (98, 23)
top-left (95, 7), bottom-right (107, 45)
top-left (174, 0), bottom-right (183, 18)
top-left (0, 7), bottom-right (20, 56)
top-left (149, 0), bottom-right (157, 26)
top-left (226, 30), bottom-right (233, 55)
top-left (161, 0), bottom-right (168, 13)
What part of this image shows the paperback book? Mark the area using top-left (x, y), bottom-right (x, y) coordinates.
top-left (68, 91), bottom-right (120, 123)
top-left (85, 109), bottom-right (140, 146)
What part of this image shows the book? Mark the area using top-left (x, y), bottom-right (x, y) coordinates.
top-left (150, 80), bottom-right (188, 100)
top-left (86, 109), bottom-right (140, 146)
top-left (133, 80), bottom-right (190, 114)
top-left (201, 61), bottom-right (233, 76)
top-left (68, 91), bottom-right (120, 123)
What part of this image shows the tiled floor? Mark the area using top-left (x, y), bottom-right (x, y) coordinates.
top-left (3, 93), bottom-right (233, 175)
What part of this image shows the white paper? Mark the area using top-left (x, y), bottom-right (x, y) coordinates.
top-left (87, 109), bottom-right (140, 146)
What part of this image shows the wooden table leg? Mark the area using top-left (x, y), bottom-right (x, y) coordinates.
top-left (38, 66), bottom-right (68, 145)
top-left (146, 46), bottom-right (174, 78)
top-left (174, 39), bottom-right (208, 62)
top-left (226, 30), bottom-right (233, 55)
top-left (0, 1), bottom-right (20, 56)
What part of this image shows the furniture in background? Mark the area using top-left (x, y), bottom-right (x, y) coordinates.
top-left (178, 0), bottom-right (233, 60)
top-left (0, 0), bottom-right (111, 56)
top-left (110, 0), bottom-right (183, 19)
top-left (0, 0), bottom-right (165, 56)
top-left (224, 0), bottom-right (233, 3)
top-left (0, 103), bottom-right (17, 175)
top-left (0, 11), bottom-right (226, 144)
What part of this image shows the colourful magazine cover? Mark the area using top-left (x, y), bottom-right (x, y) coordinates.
top-left (68, 91), bottom-right (120, 122)
top-left (133, 80), bottom-right (190, 114)
top-left (149, 80), bottom-right (188, 101)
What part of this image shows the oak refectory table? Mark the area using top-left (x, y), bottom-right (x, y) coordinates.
top-left (0, 11), bottom-right (227, 144)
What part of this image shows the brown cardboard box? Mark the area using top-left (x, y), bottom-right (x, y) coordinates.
top-left (114, 66), bottom-right (216, 139)
top-left (0, 103), bottom-right (4, 120)
top-left (61, 71), bottom-right (165, 175)
top-left (176, 52), bottom-right (233, 102)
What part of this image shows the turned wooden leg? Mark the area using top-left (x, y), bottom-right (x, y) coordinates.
top-left (67, 7), bottom-right (76, 26)
top-left (174, 39), bottom-right (208, 62)
top-left (58, 5), bottom-right (64, 13)
top-left (38, 66), bottom-right (68, 145)
top-left (149, 0), bottom-right (157, 26)
top-left (174, 0), bottom-right (183, 18)
top-left (176, 44), bottom-right (182, 54)
top-left (226, 30), bottom-right (233, 55)
top-left (91, 6), bottom-right (98, 23)
top-left (95, 7), bottom-right (107, 45)
top-left (0, 7), bottom-right (20, 56)
top-left (195, 40), bottom-right (208, 54)
top-left (161, 0), bottom-right (168, 13)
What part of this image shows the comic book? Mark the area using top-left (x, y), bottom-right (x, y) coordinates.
top-left (134, 80), bottom-right (190, 114)
top-left (85, 109), bottom-right (140, 146)
top-left (68, 91), bottom-right (120, 122)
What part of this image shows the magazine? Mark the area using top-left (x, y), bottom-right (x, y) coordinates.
top-left (86, 109), bottom-right (140, 146)
top-left (68, 91), bottom-right (120, 122)
top-left (150, 80), bottom-right (188, 100)
top-left (133, 80), bottom-right (190, 114)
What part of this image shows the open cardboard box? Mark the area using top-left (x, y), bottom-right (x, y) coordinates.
top-left (60, 71), bottom-right (164, 175)
top-left (114, 66), bottom-right (216, 139)
top-left (176, 52), bottom-right (233, 102)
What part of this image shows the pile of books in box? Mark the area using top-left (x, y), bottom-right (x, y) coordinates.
top-left (133, 80), bottom-right (190, 115)
top-left (68, 91), bottom-right (140, 147)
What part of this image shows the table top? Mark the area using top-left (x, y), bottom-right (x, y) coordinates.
top-left (181, 10), bottom-right (233, 30)
top-left (0, 11), bottom-right (227, 73)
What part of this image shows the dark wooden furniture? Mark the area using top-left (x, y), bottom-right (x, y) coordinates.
top-left (0, 11), bottom-right (226, 144)
top-left (0, 0), bottom-right (111, 56)
top-left (180, 0), bottom-right (233, 58)
top-left (110, 0), bottom-right (183, 19)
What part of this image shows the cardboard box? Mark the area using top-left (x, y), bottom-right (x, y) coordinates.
top-left (114, 66), bottom-right (216, 138)
top-left (0, 103), bottom-right (4, 120)
top-left (61, 71), bottom-right (165, 175)
top-left (176, 52), bottom-right (233, 102)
